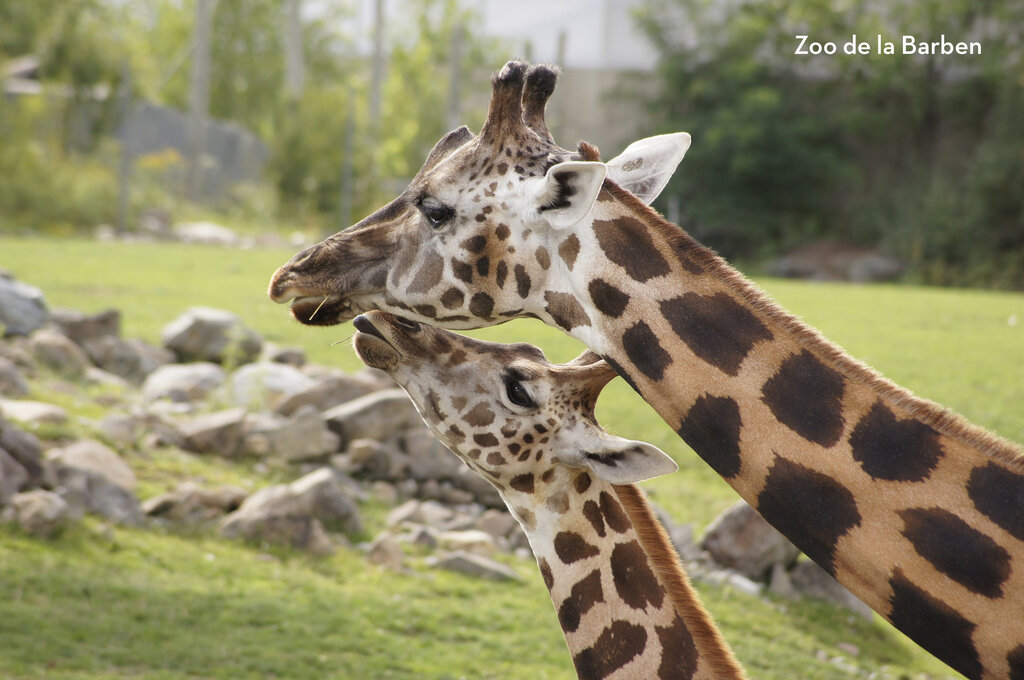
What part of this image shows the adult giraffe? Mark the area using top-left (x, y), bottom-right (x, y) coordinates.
top-left (270, 61), bottom-right (1024, 679)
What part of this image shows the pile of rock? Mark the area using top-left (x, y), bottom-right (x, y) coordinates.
top-left (0, 269), bottom-right (866, 613)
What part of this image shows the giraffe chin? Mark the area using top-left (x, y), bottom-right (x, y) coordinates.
top-left (352, 316), bottom-right (401, 372)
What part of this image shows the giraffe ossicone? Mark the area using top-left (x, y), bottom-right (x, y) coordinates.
top-left (272, 60), bottom-right (1024, 679)
top-left (352, 310), bottom-right (748, 680)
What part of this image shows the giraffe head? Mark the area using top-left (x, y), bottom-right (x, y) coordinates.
top-left (352, 310), bottom-right (677, 503)
top-left (269, 60), bottom-right (689, 331)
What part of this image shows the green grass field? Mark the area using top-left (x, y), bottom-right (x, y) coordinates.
top-left (2, 236), bottom-right (1021, 679)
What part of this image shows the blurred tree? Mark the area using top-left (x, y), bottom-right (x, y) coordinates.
top-left (637, 0), bottom-right (1024, 287)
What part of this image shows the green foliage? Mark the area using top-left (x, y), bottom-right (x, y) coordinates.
top-left (638, 0), bottom-right (1024, 288)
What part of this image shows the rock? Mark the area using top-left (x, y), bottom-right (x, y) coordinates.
top-left (178, 407), bottom-right (248, 457)
top-left (0, 448), bottom-right (29, 505)
top-left (0, 416), bottom-right (46, 487)
top-left (27, 328), bottom-right (92, 378)
top-left (0, 275), bottom-right (48, 337)
top-left (142, 481), bottom-right (247, 523)
top-left (654, 504), bottom-right (701, 563)
top-left (276, 373), bottom-right (386, 416)
top-left (367, 532), bottom-right (405, 571)
top-left (402, 426), bottom-right (464, 482)
top-left (418, 479), bottom-right (475, 506)
top-left (47, 441), bottom-right (141, 525)
top-left (261, 343), bottom-right (306, 368)
top-left (700, 500), bottom-right (800, 580)
top-left (476, 508), bottom-right (519, 541)
top-left (428, 551), bottom-right (521, 581)
top-left (227, 361), bottom-right (314, 409)
top-left (386, 499), bottom-right (461, 531)
top-left (438, 529), bottom-right (498, 557)
top-left (49, 308), bottom-right (120, 345)
top-left (47, 440), bottom-right (137, 492)
top-left (142, 362), bottom-right (226, 403)
top-left (369, 480), bottom-right (399, 505)
top-left (0, 357), bottom-right (30, 397)
top-left (161, 307), bottom-right (262, 365)
top-left (0, 398), bottom-right (69, 425)
top-left (8, 490), bottom-right (69, 537)
top-left (220, 467), bottom-right (362, 552)
top-left (83, 336), bottom-right (174, 383)
top-left (789, 560), bottom-right (874, 619)
top-left (323, 389), bottom-right (420, 449)
top-left (344, 438), bottom-right (406, 480)
top-left (173, 221), bottom-right (240, 246)
top-left (242, 406), bottom-right (339, 462)
top-left (767, 241), bottom-right (903, 283)
top-left (96, 410), bottom-right (183, 450)
top-left (449, 466), bottom-right (504, 508)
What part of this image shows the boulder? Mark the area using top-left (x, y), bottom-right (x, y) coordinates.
top-left (242, 406), bottom-right (339, 462)
top-left (227, 361), bottom-right (315, 409)
top-left (173, 221), bottom-right (240, 247)
top-left (700, 500), bottom-right (800, 580)
top-left (8, 490), bottom-right (69, 537)
top-left (161, 307), bottom-right (262, 365)
top-left (0, 275), bottom-right (48, 337)
top-left (367, 532), bottom-right (405, 571)
top-left (142, 362), bottom-right (226, 403)
top-left (323, 389), bottom-right (420, 448)
top-left (83, 336), bottom-right (174, 383)
top-left (178, 407), bottom-right (248, 457)
top-left (402, 426), bottom-right (464, 482)
top-left (142, 481), bottom-right (248, 523)
top-left (428, 551), bottom-right (521, 581)
top-left (220, 467), bottom-right (362, 552)
top-left (0, 448), bottom-right (29, 506)
top-left (0, 416), bottom-right (46, 487)
top-left (789, 560), bottom-right (873, 619)
top-left (261, 343), bottom-right (306, 368)
top-left (47, 440), bottom-right (141, 524)
top-left (27, 328), bottom-right (92, 378)
top-left (0, 398), bottom-right (68, 425)
top-left (49, 308), bottom-right (121, 345)
top-left (0, 357), bottom-right (30, 397)
top-left (438, 529), bottom-right (498, 557)
top-left (276, 373), bottom-right (386, 416)
top-left (48, 439), bottom-right (137, 492)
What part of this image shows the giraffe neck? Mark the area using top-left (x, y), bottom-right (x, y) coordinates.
top-left (508, 473), bottom-right (747, 680)
top-left (558, 182), bottom-right (1024, 680)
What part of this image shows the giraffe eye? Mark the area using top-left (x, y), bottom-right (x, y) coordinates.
top-left (418, 197), bottom-right (455, 229)
top-left (504, 377), bottom-right (535, 408)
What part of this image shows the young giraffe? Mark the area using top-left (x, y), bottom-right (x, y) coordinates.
top-left (352, 310), bottom-right (748, 680)
top-left (270, 61), bottom-right (1024, 678)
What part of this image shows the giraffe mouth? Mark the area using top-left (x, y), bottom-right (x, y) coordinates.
top-left (289, 295), bottom-right (360, 326)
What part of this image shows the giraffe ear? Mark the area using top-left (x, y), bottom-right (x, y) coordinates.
top-left (606, 133), bottom-right (691, 205)
top-left (562, 429), bottom-right (678, 484)
top-left (532, 161), bottom-right (607, 230)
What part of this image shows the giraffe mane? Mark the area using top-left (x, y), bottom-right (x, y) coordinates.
top-left (601, 179), bottom-right (1024, 472)
top-left (613, 483), bottom-right (750, 679)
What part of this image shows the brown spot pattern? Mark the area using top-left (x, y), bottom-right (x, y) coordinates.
top-left (558, 234), bottom-right (581, 270)
top-left (558, 569), bottom-right (604, 633)
top-left (593, 216), bottom-right (671, 283)
top-left (554, 531), bottom-right (601, 564)
top-left (611, 540), bottom-right (665, 610)
top-left (573, 620), bottom-right (648, 678)
top-left (545, 291), bottom-right (591, 331)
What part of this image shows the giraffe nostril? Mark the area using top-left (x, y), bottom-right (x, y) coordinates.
top-left (394, 316), bottom-right (422, 332)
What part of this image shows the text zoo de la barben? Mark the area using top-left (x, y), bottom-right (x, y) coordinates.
top-left (795, 34), bottom-right (982, 56)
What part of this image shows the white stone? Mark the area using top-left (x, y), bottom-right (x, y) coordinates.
top-left (142, 362), bottom-right (226, 403)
